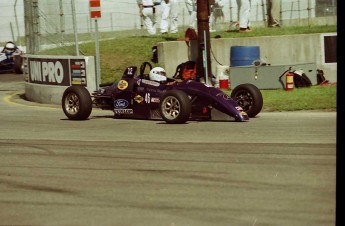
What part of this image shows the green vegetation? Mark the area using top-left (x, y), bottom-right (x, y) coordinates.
top-left (38, 25), bottom-right (337, 112)
top-left (248, 85), bottom-right (336, 112)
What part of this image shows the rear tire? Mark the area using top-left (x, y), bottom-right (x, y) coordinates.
top-left (231, 83), bottom-right (263, 118)
top-left (159, 90), bottom-right (191, 124)
top-left (62, 86), bottom-right (92, 120)
top-left (13, 55), bottom-right (23, 74)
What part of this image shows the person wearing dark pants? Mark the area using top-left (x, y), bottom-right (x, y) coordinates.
top-left (267, 0), bottom-right (281, 27)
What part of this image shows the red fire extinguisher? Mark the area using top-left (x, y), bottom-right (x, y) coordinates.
top-left (279, 67), bottom-right (294, 91)
top-left (285, 72), bottom-right (294, 91)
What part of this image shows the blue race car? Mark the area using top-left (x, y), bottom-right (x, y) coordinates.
top-left (0, 41), bottom-right (23, 74)
top-left (61, 62), bottom-right (263, 124)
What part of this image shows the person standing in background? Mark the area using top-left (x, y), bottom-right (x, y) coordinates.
top-left (213, 0), bottom-right (225, 24)
top-left (209, 0), bottom-right (225, 32)
top-left (185, 0), bottom-right (197, 30)
top-left (238, 0), bottom-right (252, 32)
top-left (160, 0), bottom-right (179, 34)
top-left (267, 0), bottom-right (281, 27)
top-left (137, 0), bottom-right (157, 35)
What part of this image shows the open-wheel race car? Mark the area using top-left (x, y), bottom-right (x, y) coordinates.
top-left (0, 41), bottom-right (23, 74)
top-left (61, 62), bottom-right (263, 124)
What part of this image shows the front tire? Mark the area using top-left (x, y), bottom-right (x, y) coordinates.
top-left (159, 90), bottom-right (191, 124)
top-left (62, 86), bottom-right (92, 120)
top-left (231, 83), bottom-right (263, 118)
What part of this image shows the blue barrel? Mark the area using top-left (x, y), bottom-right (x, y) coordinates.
top-left (230, 46), bottom-right (260, 67)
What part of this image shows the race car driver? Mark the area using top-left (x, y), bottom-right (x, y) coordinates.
top-left (0, 41), bottom-right (22, 64)
top-left (1, 41), bottom-right (21, 54)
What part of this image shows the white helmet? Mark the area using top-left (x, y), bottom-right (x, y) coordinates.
top-left (5, 42), bottom-right (16, 51)
top-left (149, 67), bottom-right (167, 82)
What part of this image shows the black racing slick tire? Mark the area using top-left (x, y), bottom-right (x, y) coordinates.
top-left (13, 55), bottom-right (23, 74)
top-left (231, 83), bottom-right (263, 118)
top-left (62, 86), bottom-right (92, 120)
top-left (159, 90), bottom-right (191, 124)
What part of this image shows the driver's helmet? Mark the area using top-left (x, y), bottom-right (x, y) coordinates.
top-left (4, 42), bottom-right (16, 53)
top-left (149, 67), bottom-right (167, 82)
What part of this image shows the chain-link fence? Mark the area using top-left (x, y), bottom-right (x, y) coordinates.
top-left (21, 0), bottom-right (336, 54)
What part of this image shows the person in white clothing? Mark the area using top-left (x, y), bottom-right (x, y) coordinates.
top-left (238, 0), bottom-right (252, 32)
top-left (185, 0), bottom-right (197, 30)
top-left (160, 0), bottom-right (179, 34)
top-left (137, 0), bottom-right (157, 35)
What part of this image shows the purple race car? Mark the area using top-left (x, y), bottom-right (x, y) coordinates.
top-left (61, 62), bottom-right (263, 124)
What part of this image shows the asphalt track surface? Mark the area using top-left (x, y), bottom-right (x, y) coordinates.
top-left (0, 73), bottom-right (337, 226)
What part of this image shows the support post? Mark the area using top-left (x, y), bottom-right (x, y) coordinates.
top-left (196, 0), bottom-right (212, 82)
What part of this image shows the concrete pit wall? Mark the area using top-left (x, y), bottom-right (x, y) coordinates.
top-left (158, 33), bottom-right (337, 84)
top-left (24, 55), bottom-right (96, 105)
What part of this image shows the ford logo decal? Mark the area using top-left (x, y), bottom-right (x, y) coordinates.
top-left (114, 99), bottom-right (129, 108)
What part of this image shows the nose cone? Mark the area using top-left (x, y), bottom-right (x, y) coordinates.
top-left (235, 111), bottom-right (249, 122)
